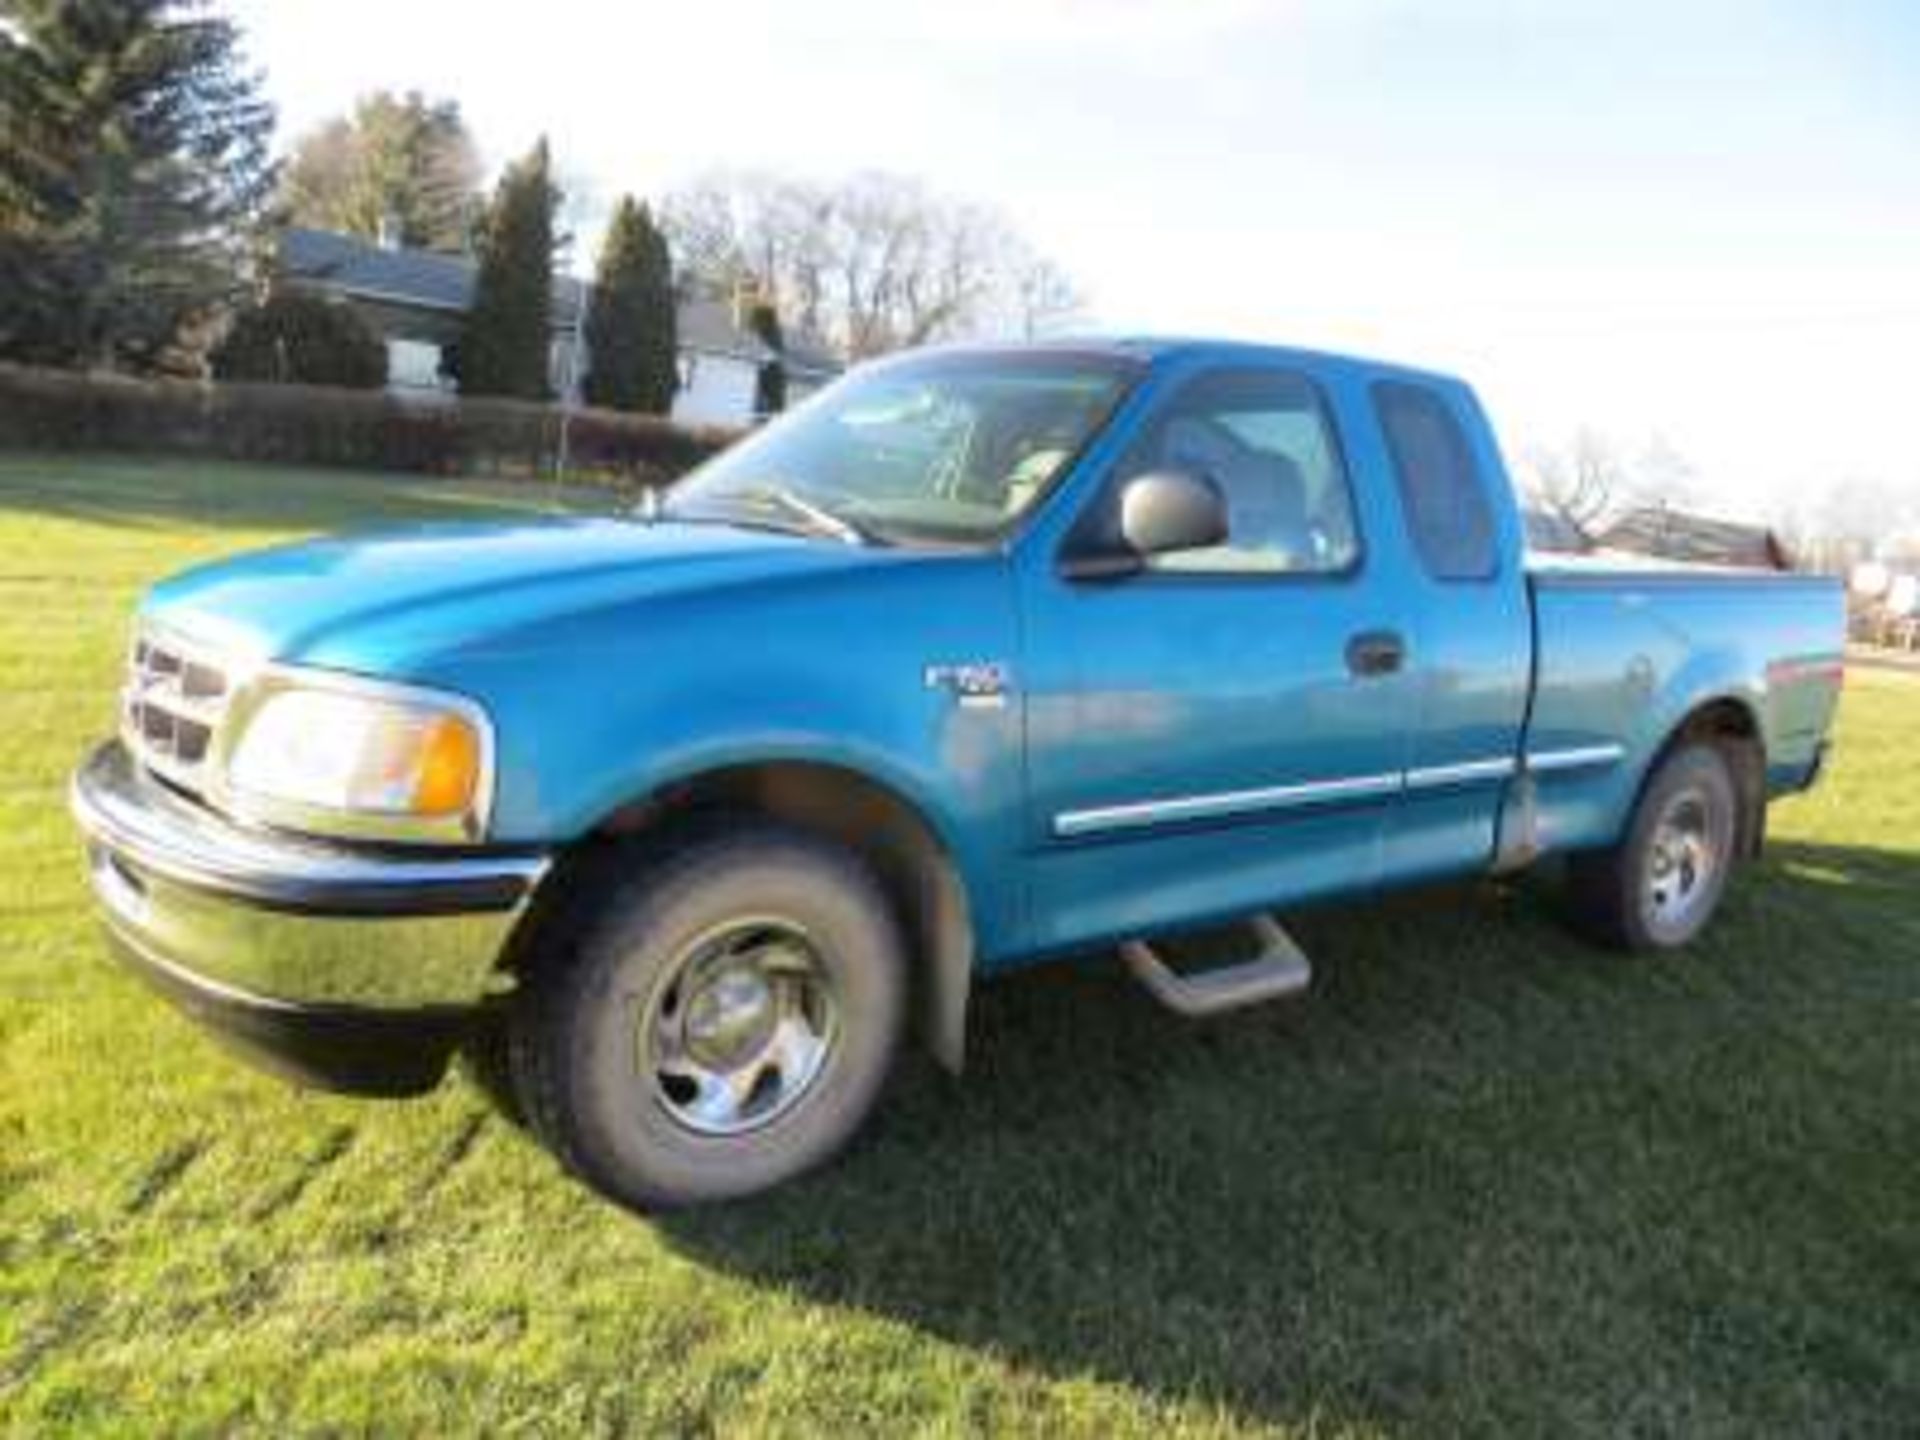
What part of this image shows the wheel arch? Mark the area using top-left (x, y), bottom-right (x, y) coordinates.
top-left (1648, 693), bottom-right (1769, 859)
top-left (513, 757), bottom-right (978, 1074)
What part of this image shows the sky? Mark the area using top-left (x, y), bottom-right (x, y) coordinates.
top-left (226, 0), bottom-right (1920, 524)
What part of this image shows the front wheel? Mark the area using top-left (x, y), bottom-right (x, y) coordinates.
top-left (1566, 741), bottom-right (1740, 952)
top-left (508, 826), bottom-right (906, 1211)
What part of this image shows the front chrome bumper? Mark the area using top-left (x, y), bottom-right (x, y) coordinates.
top-left (70, 741), bottom-right (550, 1094)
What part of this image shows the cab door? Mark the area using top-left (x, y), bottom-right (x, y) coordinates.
top-left (1015, 359), bottom-right (1419, 954)
top-left (1367, 379), bottom-right (1533, 883)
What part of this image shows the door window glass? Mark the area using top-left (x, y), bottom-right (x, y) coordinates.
top-left (1117, 367), bottom-right (1361, 575)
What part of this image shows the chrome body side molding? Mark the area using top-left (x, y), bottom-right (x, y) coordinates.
top-left (1403, 756), bottom-right (1518, 791)
top-left (1524, 743), bottom-right (1627, 775)
top-left (1054, 744), bottom-right (1624, 841)
top-left (1054, 771), bottom-right (1402, 839)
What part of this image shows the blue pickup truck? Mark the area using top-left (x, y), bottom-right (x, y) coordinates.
top-left (72, 339), bottom-right (1844, 1209)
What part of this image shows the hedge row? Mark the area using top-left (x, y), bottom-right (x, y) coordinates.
top-left (0, 363), bottom-right (739, 485)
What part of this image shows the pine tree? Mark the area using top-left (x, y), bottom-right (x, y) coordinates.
top-left (459, 139), bottom-right (556, 399)
top-left (584, 197), bottom-right (678, 414)
top-left (0, 0), bottom-right (274, 372)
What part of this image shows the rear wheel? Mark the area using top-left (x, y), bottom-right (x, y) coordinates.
top-left (508, 826), bottom-right (905, 1210)
top-left (1567, 742), bottom-right (1740, 952)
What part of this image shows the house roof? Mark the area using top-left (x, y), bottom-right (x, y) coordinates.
top-left (674, 295), bottom-right (766, 362)
top-left (280, 226), bottom-right (550, 315)
top-left (1598, 506), bottom-right (1791, 570)
top-left (277, 226), bottom-right (828, 368)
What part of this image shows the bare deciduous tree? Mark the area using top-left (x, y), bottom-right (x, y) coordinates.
top-left (279, 91), bottom-right (483, 253)
top-left (1523, 429), bottom-right (1707, 542)
top-left (660, 169), bottom-right (1083, 359)
top-left (1006, 255), bottom-right (1086, 340)
top-left (1631, 432), bottom-right (1700, 513)
top-left (1772, 476), bottom-right (1920, 574)
top-left (1522, 429), bottom-right (1626, 540)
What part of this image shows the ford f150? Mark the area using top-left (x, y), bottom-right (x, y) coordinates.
top-left (72, 339), bottom-right (1845, 1209)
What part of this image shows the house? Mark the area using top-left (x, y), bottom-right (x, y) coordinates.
top-left (1597, 506), bottom-right (1793, 571)
top-left (275, 226), bottom-right (840, 426)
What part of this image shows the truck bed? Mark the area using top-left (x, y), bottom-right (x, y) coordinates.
top-left (1521, 556), bottom-right (1845, 855)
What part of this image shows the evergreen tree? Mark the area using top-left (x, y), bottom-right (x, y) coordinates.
top-left (0, 0), bottom-right (274, 371)
top-left (459, 139), bottom-right (557, 399)
top-left (748, 300), bottom-right (788, 417)
top-left (278, 91), bottom-right (482, 252)
top-left (584, 196), bottom-right (678, 414)
top-left (210, 291), bottom-right (388, 389)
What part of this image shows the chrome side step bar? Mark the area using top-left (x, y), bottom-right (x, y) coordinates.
top-left (1118, 914), bottom-right (1313, 1018)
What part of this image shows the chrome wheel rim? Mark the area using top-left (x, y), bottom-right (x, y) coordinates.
top-left (641, 918), bottom-right (839, 1137)
top-left (1643, 787), bottom-right (1720, 935)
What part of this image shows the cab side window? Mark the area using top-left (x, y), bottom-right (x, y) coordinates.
top-left (1117, 367), bottom-right (1360, 576)
top-left (1372, 381), bottom-right (1499, 581)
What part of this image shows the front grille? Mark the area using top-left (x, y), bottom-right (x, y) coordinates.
top-left (122, 627), bottom-right (234, 797)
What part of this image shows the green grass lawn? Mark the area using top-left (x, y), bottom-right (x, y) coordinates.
top-left (3, 454), bottom-right (1917, 1436)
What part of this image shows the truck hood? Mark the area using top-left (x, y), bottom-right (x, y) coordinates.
top-left (142, 516), bottom-right (886, 672)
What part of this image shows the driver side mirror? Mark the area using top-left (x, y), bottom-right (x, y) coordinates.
top-left (1062, 469), bottom-right (1229, 579)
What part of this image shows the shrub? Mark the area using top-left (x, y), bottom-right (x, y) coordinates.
top-left (0, 363), bottom-right (737, 485)
top-left (210, 293), bottom-right (389, 390)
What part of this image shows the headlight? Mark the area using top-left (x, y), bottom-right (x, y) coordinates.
top-left (220, 672), bottom-right (494, 843)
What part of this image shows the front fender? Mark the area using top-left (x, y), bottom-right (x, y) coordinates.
top-left (407, 555), bottom-right (1028, 957)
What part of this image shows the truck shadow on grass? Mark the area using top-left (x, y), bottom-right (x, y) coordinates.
top-left (656, 842), bottom-right (1920, 1433)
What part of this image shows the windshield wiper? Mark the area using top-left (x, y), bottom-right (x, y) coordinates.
top-left (657, 482), bottom-right (887, 546)
top-left (752, 485), bottom-right (882, 546)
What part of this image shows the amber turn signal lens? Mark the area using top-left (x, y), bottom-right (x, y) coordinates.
top-left (411, 716), bottom-right (481, 815)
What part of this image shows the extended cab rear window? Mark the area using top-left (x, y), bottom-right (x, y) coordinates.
top-left (1372, 381), bottom-right (1499, 581)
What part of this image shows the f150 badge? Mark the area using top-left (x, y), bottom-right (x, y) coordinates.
top-left (924, 661), bottom-right (1012, 709)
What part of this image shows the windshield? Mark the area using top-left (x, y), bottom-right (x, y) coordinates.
top-left (662, 350), bottom-right (1141, 546)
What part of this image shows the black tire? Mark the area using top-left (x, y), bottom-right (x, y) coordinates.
top-left (508, 825), bottom-right (906, 1211)
top-left (1566, 741), bottom-right (1740, 952)
top-left (456, 1008), bottom-right (527, 1130)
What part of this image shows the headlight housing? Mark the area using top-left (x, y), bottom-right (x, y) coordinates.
top-left (217, 670), bottom-right (495, 844)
